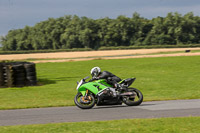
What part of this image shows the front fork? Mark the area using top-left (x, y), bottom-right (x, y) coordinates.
top-left (85, 89), bottom-right (89, 98)
top-left (82, 89), bottom-right (91, 101)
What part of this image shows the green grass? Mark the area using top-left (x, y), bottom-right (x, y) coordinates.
top-left (0, 117), bottom-right (199, 133)
top-left (0, 56), bottom-right (200, 109)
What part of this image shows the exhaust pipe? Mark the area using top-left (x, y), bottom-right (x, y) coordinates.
top-left (120, 92), bottom-right (136, 98)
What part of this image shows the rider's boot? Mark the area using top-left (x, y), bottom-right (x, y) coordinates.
top-left (109, 87), bottom-right (117, 97)
top-left (114, 83), bottom-right (122, 90)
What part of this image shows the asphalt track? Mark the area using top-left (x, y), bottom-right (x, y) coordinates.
top-left (0, 99), bottom-right (200, 126)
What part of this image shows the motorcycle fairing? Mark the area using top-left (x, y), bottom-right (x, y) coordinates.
top-left (77, 78), bottom-right (135, 96)
top-left (78, 79), bottom-right (111, 96)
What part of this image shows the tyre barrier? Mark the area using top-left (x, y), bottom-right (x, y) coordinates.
top-left (0, 62), bottom-right (37, 87)
top-left (0, 63), bottom-right (4, 87)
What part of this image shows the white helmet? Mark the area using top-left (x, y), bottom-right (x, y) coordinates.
top-left (90, 67), bottom-right (101, 77)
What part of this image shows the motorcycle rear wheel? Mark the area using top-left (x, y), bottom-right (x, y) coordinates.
top-left (74, 93), bottom-right (95, 109)
top-left (123, 88), bottom-right (143, 106)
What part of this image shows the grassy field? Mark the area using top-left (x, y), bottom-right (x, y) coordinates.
top-left (0, 56), bottom-right (200, 109)
top-left (0, 117), bottom-right (199, 133)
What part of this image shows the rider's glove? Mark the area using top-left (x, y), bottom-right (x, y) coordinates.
top-left (93, 77), bottom-right (99, 80)
top-left (89, 77), bottom-right (99, 82)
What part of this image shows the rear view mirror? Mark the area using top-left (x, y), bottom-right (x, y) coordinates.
top-left (84, 76), bottom-right (90, 80)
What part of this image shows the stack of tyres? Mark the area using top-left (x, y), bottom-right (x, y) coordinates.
top-left (12, 64), bottom-right (26, 87)
top-left (24, 63), bottom-right (37, 86)
top-left (4, 65), bottom-right (14, 87)
top-left (0, 63), bottom-right (4, 86)
top-left (0, 62), bottom-right (37, 87)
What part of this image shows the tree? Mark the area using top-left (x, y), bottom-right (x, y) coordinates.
top-left (1, 12), bottom-right (200, 51)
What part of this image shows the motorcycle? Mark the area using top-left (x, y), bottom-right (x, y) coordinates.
top-left (74, 76), bottom-right (143, 109)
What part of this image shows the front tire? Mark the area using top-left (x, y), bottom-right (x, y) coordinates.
top-left (123, 88), bottom-right (143, 106)
top-left (74, 93), bottom-right (95, 109)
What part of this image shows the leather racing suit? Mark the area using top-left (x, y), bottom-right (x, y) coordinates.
top-left (95, 71), bottom-right (121, 88)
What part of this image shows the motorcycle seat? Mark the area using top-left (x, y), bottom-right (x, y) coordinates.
top-left (120, 78), bottom-right (136, 86)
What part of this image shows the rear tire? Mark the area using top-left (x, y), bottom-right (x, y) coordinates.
top-left (74, 93), bottom-right (95, 109)
top-left (123, 88), bottom-right (143, 106)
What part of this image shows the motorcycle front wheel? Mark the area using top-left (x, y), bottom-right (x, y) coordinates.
top-left (74, 92), bottom-right (95, 109)
top-left (123, 88), bottom-right (143, 106)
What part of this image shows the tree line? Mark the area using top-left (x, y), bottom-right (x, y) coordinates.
top-left (1, 12), bottom-right (200, 51)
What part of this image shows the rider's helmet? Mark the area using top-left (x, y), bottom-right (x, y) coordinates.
top-left (90, 67), bottom-right (101, 78)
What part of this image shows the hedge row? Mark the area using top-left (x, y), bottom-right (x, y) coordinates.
top-left (0, 48), bottom-right (92, 55)
top-left (98, 44), bottom-right (200, 50)
top-left (0, 44), bottom-right (200, 55)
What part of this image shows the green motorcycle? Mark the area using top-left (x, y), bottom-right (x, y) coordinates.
top-left (74, 76), bottom-right (143, 109)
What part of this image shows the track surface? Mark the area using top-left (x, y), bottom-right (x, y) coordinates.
top-left (0, 99), bottom-right (200, 126)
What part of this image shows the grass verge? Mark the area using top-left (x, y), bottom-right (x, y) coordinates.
top-left (0, 117), bottom-right (199, 133)
top-left (0, 56), bottom-right (200, 109)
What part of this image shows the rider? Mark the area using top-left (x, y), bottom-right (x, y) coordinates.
top-left (90, 67), bottom-right (122, 96)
